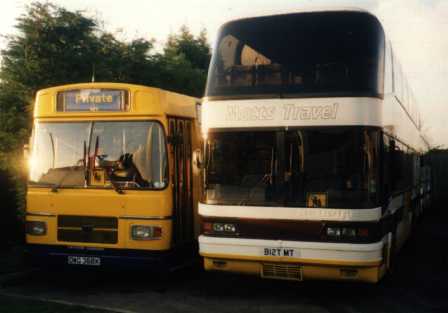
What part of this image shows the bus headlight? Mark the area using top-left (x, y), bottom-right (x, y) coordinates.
top-left (131, 225), bottom-right (162, 240)
top-left (26, 221), bottom-right (47, 236)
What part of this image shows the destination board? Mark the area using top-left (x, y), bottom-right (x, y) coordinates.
top-left (57, 89), bottom-right (128, 112)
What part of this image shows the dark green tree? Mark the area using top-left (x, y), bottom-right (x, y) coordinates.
top-left (165, 26), bottom-right (211, 71)
top-left (0, 4), bottom-right (212, 244)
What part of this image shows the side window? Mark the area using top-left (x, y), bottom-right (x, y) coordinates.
top-left (391, 140), bottom-right (405, 192)
top-left (384, 43), bottom-right (393, 94)
top-left (150, 124), bottom-right (167, 187)
top-left (382, 134), bottom-right (391, 198)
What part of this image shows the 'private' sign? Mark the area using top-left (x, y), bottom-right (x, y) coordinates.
top-left (57, 89), bottom-right (128, 112)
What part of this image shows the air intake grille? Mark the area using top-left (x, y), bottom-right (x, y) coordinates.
top-left (57, 215), bottom-right (118, 244)
top-left (262, 263), bottom-right (302, 281)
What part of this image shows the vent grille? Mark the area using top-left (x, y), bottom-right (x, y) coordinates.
top-left (57, 215), bottom-right (118, 244)
top-left (262, 263), bottom-right (302, 281)
top-left (58, 215), bottom-right (117, 229)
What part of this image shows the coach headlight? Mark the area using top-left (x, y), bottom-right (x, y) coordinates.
top-left (203, 222), bottom-right (238, 235)
top-left (26, 221), bottom-right (47, 236)
top-left (326, 227), bottom-right (342, 237)
top-left (326, 226), bottom-right (370, 239)
top-left (131, 225), bottom-right (162, 240)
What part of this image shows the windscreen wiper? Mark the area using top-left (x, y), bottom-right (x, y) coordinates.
top-left (109, 179), bottom-right (124, 194)
top-left (92, 136), bottom-right (124, 195)
top-left (51, 140), bottom-right (90, 192)
top-left (238, 173), bottom-right (272, 205)
top-left (83, 140), bottom-right (88, 187)
top-left (239, 148), bottom-right (275, 205)
top-left (50, 165), bottom-right (82, 193)
top-left (49, 132), bottom-right (55, 168)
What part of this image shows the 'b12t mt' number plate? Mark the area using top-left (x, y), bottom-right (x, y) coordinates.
top-left (263, 248), bottom-right (296, 257)
top-left (67, 256), bottom-right (101, 266)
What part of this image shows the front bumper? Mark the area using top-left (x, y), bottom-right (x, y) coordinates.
top-left (199, 235), bottom-right (387, 283)
top-left (25, 244), bottom-right (174, 271)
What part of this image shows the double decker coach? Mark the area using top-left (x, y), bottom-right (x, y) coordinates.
top-left (199, 9), bottom-right (431, 283)
top-left (26, 83), bottom-right (201, 270)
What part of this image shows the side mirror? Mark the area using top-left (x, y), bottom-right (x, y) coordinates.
top-left (192, 148), bottom-right (204, 171)
top-left (23, 144), bottom-right (30, 161)
top-left (195, 101), bottom-right (202, 125)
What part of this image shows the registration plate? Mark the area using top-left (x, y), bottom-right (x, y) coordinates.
top-left (67, 256), bottom-right (101, 266)
top-left (263, 248), bottom-right (296, 257)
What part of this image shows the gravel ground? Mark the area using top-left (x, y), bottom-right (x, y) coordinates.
top-left (0, 212), bottom-right (447, 313)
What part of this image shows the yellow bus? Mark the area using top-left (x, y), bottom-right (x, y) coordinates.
top-left (26, 82), bottom-right (202, 271)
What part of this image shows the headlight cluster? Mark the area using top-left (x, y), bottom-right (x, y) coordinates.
top-left (326, 226), bottom-right (369, 238)
top-left (26, 221), bottom-right (47, 236)
top-left (131, 225), bottom-right (162, 240)
top-left (203, 222), bottom-right (238, 235)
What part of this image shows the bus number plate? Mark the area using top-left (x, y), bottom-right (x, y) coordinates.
top-left (263, 248), bottom-right (296, 257)
top-left (67, 256), bottom-right (101, 266)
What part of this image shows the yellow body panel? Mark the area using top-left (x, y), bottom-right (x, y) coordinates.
top-left (203, 256), bottom-right (386, 283)
top-left (26, 187), bottom-right (174, 250)
top-left (34, 82), bottom-right (198, 119)
top-left (201, 252), bottom-right (382, 267)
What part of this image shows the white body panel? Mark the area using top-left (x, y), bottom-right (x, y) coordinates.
top-left (202, 97), bottom-right (382, 130)
top-left (202, 93), bottom-right (427, 153)
top-left (199, 235), bottom-right (384, 263)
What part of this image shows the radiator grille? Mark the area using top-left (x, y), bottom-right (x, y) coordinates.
top-left (57, 215), bottom-right (118, 244)
top-left (58, 215), bottom-right (117, 229)
top-left (262, 263), bottom-right (302, 281)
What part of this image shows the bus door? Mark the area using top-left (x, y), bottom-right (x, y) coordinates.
top-left (168, 117), bottom-right (194, 246)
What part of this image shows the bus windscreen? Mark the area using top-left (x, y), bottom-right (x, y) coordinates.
top-left (29, 121), bottom-right (167, 189)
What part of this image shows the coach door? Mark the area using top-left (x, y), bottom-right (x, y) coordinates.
top-left (169, 117), bottom-right (194, 246)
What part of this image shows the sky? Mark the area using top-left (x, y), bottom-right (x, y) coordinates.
top-left (1, 0), bottom-right (447, 147)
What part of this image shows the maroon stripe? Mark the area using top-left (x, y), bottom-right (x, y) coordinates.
top-left (201, 217), bottom-right (381, 243)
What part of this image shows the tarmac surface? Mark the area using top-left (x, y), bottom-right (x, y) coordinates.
top-left (0, 212), bottom-right (447, 313)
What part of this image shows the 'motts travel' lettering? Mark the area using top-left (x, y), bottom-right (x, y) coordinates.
top-left (225, 103), bottom-right (339, 122)
top-left (282, 103), bottom-right (338, 121)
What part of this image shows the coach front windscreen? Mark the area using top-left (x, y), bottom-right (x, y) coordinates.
top-left (204, 127), bottom-right (380, 209)
top-left (205, 11), bottom-right (385, 99)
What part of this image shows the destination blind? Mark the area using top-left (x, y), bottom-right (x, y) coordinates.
top-left (57, 89), bottom-right (129, 112)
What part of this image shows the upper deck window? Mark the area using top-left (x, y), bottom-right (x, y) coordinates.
top-left (205, 11), bottom-right (385, 99)
top-left (57, 89), bottom-right (129, 112)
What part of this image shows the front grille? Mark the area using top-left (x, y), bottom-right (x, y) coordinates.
top-left (57, 215), bottom-right (118, 244)
top-left (58, 216), bottom-right (117, 229)
top-left (262, 263), bottom-right (302, 281)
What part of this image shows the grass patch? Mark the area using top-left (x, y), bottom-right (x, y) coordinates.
top-left (0, 295), bottom-right (114, 313)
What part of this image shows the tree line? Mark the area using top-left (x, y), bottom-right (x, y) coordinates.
top-left (0, 2), bottom-right (211, 246)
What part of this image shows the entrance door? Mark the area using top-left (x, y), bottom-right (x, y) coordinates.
top-left (168, 117), bottom-right (194, 246)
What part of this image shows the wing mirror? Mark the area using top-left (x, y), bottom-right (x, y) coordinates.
top-left (193, 148), bottom-right (204, 170)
